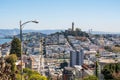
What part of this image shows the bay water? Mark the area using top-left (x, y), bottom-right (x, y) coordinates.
top-left (0, 39), bottom-right (12, 45)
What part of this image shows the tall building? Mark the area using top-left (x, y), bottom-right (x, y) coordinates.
top-left (70, 49), bottom-right (84, 67)
top-left (72, 22), bottom-right (74, 31)
top-left (76, 49), bottom-right (84, 65)
top-left (70, 50), bottom-right (76, 67)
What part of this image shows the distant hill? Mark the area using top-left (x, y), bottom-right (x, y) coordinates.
top-left (0, 29), bottom-right (17, 38)
top-left (0, 29), bottom-right (63, 38)
top-left (12, 29), bottom-right (63, 34)
top-left (91, 31), bottom-right (120, 34)
top-left (0, 29), bottom-right (119, 38)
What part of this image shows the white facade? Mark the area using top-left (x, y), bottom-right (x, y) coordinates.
top-left (29, 55), bottom-right (41, 73)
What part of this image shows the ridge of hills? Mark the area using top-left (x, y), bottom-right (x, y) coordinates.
top-left (0, 29), bottom-right (120, 38)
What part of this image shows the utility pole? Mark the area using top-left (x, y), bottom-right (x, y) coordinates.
top-left (40, 38), bottom-right (43, 74)
top-left (19, 20), bottom-right (38, 80)
top-left (20, 21), bottom-right (23, 80)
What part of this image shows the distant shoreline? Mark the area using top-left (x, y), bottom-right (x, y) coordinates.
top-left (0, 29), bottom-right (120, 35)
top-left (0, 38), bottom-right (12, 45)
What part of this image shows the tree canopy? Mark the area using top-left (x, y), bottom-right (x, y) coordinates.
top-left (102, 63), bottom-right (120, 80)
top-left (83, 75), bottom-right (98, 80)
top-left (10, 37), bottom-right (21, 57)
top-left (60, 61), bottom-right (68, 69)
top-left (64, 28), bottom-right (89, 37)
top-left (23, 68), bottom-right (47, 80)
top-left (5, 54), bottom-right (17, 64)
top-left (0, 54), bottom-right (18, 80)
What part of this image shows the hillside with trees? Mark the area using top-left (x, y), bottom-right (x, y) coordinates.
top-left (102, 63), bottom-right (120, 80)
top-left (64, 28), bottom-right (89, 37)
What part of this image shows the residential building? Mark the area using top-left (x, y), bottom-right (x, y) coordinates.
top-left (70, 49), bottom-right (84, 67)
top-left (63, 67), bottom-right (75, 80)
top-left (26, 55), bottom-right (41, 73)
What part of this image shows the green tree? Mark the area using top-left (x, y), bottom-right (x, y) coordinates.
top-left (29, 74), bottom-right (47, 80)
top-left (5, 54), bottom-right (18, 80)
top-left (5, 54), bottom-right (17, 64)
top-left (0, 56), bottom-right (18, 80)
top-left (23, 68), bottom-right (47, 80)
top-left (83, 75), bottom-right (98, 80)
top-left (60, 61), bottom-right (68, 69)
top-left (10, 37), bottom-right (21, 57)
top-left (102, 63), bottom-right (120, 79)
top-left (0, 62), bottom-right (11, 80)
top-left (16, 74), bottom-right (21, 80)
top-left (95, 61), bottom-right (98, 77)
top-left (95, 53), bottom-right (99, 78)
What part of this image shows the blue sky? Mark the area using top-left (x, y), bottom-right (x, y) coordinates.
top-left (0, 0), bottom-right (120, 32)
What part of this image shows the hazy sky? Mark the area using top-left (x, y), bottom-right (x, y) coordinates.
top-left (0, 0), bottom-right (120, 32)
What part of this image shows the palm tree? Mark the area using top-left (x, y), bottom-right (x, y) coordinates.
top-left (95, 53), bottom-right (100, 78)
